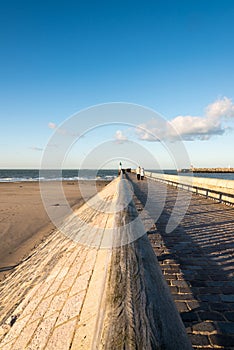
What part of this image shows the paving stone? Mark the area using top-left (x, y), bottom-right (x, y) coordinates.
top-left (0, 339), bottom-right (16, 350)
top-left (18, 295), bottom-right (42, 319)
top-left (211, 274), bottom-right (230, 281)
top-left (44, 291), bottom-right (69, 318)
top-left (192, 321), bottom-right (216, 333)
top-left (187, 300), bottom-right (200, 310)
top-left (11, 318), bottom-right (42, 349)
top-left (171, 280), bottom-right (189, 288)
top-left (0, 314), bottom-right (31, 347)
top-left (174, 301), bottom-right (189, 312)
top-left (216, 322), bottom-right (234, 335)
top-left (56, 290), bottom-right (86, 326)
top-left (189, 334), bottom-right (210, 346)
top-left (222, 286), bottom-right (234, 294)
top-left (69, 271), bottom-right (91, 297)
top-left (198, 287), bottom-right (222, 294)
top-left (210, 302), bottom-right (232, 312)
top-left (209, 334), bottom-right (234, 347)
top-left (198, 294), bottom-right (221, 303)
top-left (206, 281), bottom-right (229, 287)
top-left (181, 311), bottom-right (199, 322)
top-left (190, 280), bottom-right (208, 287)
top-left (178, 287), bottom-right (192, 294)
top-left (46, 318), bottom-right (77, 349)
top-left (173, 293), bottom-right (194, 301)
top-left (224, 312), bottom-right (234, 322)
top-left (163, 273), bottom-right (177, 280)
top-left (27, 312), bottom-right (59, 349)
top-left (198, 311), bottom-right (226, 321)
top-left (167, 286), bottom-right (178, 293)
top-left (29, 294), bottom-right (54, 323)
top-left (57, 266), bottom-right (80, 293)
top-left (221, 294), bottom-right (234, 303)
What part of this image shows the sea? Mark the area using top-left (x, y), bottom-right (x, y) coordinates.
top-left (0, 169), bottom-right (118, 182)
top-left (150, 170), bottom-right (234, 181)
top-left (0, 169), bottom-right (234, 182)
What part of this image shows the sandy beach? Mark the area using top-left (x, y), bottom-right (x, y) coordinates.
top-left (0, 180), bottom-right (109, 279)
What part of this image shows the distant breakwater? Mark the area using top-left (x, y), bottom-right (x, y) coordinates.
top-left (192, 168), bottom-right (234, 173)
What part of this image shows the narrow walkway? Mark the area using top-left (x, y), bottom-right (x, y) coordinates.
top-left (128, 173), bottom-right (234, 350)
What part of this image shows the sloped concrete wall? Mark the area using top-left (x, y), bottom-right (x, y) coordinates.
top-left (98, 174), bottom-right (192, 349)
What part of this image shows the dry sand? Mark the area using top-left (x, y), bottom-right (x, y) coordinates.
top-left (0, 180), bottom-right (109, 279)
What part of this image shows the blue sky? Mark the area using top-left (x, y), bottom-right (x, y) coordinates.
top-left (1, 0), bottom-right (234, 169)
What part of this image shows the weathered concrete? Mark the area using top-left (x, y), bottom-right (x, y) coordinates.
top-left (99, 177), bottom-right (192, 349)
top-left (0, 178), bottom-right (118, 350)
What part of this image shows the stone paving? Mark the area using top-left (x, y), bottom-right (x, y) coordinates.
top-left (129, 173), bottom-right (234, 350)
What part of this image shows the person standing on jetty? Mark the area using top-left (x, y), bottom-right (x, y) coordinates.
top-left (136, 166), bottom-right (141, 180)
top-left (140, 167), bottom-right (145, 180)
top-left (118, 162), bottom-right (122, 175)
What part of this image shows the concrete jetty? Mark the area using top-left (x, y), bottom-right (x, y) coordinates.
top-left (0, 175), bottom-right (192, 350)
top-left (130, 171), bottom-right (234, 349)
top-left (0, 172), bottom-right (233, 349)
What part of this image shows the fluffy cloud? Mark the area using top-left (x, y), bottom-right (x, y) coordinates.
top-left (114, 130), bottom-right (129, 143)
top-left (170, 114), bottom-right (224, 140)
top-left (206, 97), bottom-right (234, 119)
top-left (137, 97), bottom-right (234, 142)
top-left (48, 122), bottom-right (57, 129)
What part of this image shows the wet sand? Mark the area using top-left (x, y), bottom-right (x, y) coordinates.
top-left (0, 180), bottom-right (109, 280)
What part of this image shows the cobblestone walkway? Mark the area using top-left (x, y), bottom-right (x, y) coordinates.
top-left (129, 174), bottom-right (234, 350)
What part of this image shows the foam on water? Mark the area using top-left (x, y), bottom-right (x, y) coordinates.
top-left (0, 169), bottom-right (118, 182)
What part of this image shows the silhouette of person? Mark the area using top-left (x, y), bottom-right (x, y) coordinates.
top-left (136, 166), bottom-right (141, 180)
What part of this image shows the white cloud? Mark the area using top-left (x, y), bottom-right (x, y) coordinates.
top-left (30, 146), bottom-right (43, 151)
top-left (137, 97), bottom-right (234, 142)
top-left (114, 130), bottom-right (129, 143)
top-left (170, 114), bottom-right (224, 140)
top-left (206, 97), bottom-right (234, 119)
top-left (48, 122), bottom-right (82, 138)
top-left (136, 119), bottom-right (169, 141)
top-left (48, 122), bottom-right (57, 129)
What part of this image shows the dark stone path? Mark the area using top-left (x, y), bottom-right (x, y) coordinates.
top-left (128, 173), bottom-right (234, 350)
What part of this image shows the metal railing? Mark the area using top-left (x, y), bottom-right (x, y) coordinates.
top-left (144, 171), bottom-right (234, 206)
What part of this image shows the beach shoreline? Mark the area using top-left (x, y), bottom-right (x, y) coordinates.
top-left (0, 180), bottom-right (110, 280)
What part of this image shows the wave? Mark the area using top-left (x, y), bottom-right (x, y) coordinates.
top-left (0, 170), bottom-right (117, 183)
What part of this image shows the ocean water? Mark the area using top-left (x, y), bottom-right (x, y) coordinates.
top-left (0, 169), bottom-right (118, 182)
top-left (189, 172), bottom-right (234, 181)
top-left (150, 170), bottom-right (234, 181)
top-left (0, 169), bottom-right (234, 183)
